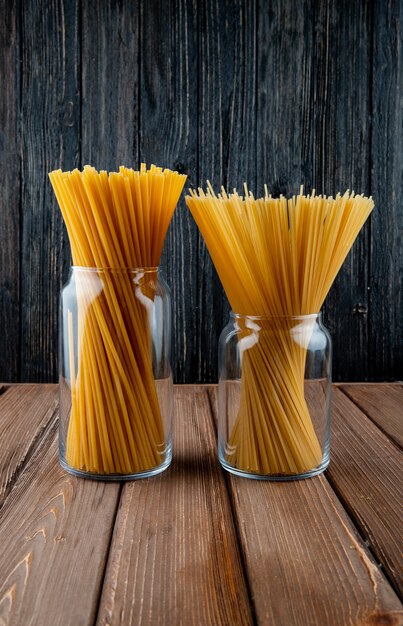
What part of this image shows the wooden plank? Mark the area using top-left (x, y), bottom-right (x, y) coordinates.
top-left (312, 0), bottom-right (372, 381)
top-left (0, 0), bottom-right (20, 382)
top-left (0, 385), bottom-right (58, 507)
top-left (97, 387), bottom-right (253, 626)
top-left (20, 0), bottom-right (80, 382)
top-left (208, 387), bottom-right (402, 624)
top-left (229, 474), bottom-right (402, 625)
top-left (0, 423), bottom-right (120, 626)
top-left (327, 387), bottom-right (403, 595)
top-left (139, 0), bottom-right (199, 383)
top-left (198, 0), bottom-right (257, 382)
top-left (257, 0), bottom-right (314, 194)
top-left (81, 0), bottom-right (139, 169)
top-left (340, 383), bottom-right (403, 448)
top-left (370, 0), bottom-right (403, 380)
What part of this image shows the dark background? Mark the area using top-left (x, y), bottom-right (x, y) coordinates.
top-left (0, 0), bottom-right (402, 383)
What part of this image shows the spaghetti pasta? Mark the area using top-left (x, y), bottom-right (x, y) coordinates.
top-left (186, 185), bottom-right (374, 476)
top-left (50, 164), bottom-right (186, 475)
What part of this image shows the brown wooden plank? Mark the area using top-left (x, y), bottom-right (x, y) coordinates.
top-left (326, 387), bottom-right (403, 596)
top-left (230, 475), bottom-right (402, 625)
top-left (0, 0), bottom-right (20, 382)
top-left (97, 387), bottom-right (253, 626)
top-left (0, 385), bottom-right (58, 507)
top-left (340, 383), bottom-right (403, 448)
top-left (208, 388), bottom-right (402, 625)
top-left (0, 423), bottom-right (120, 626)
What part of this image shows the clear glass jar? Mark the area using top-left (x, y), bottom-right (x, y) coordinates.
top-left (218, 313), bottom-right (331, 480)
top-left (59, 267), bottom-right (173, 480)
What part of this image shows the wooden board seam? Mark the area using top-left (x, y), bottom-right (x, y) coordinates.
top-left (205, 387), bottom-right (259, 626)
top-left (206, 386), bottom-right (402, 608)
top-left (0, 406), bottom-right (58, 512)
top-left (334, 382), bottom-right (403, 387)
top-left (325, 472), bottom-right (402, 603)
top-left (94, 482), bottom-right (123, 624)
top-left (338, 386), bottom-right (403, 451)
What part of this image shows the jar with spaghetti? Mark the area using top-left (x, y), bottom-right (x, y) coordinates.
top-left (186, 183), bottom-right (373, 480)
top-left (60, 266), bottom-right (173, 479)
top-left (50, 164), bottom-right (186, 480)
top-left (218, 312), bottom-right (331, 480)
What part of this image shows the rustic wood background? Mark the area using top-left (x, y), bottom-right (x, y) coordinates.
top-left (0, 0), bottom-right (402, 384)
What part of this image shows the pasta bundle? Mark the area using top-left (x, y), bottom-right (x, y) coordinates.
top-left (186, 184), bottom-right (373, 475)
top-left (50, 164), bottom-right (186, 475)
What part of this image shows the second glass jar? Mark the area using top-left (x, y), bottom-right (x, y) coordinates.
top-left (218, 313), bottom-right (331, 480)
top-left (59, 266), bottom-right (173, 480)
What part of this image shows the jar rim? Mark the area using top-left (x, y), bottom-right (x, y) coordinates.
top-left (230, 311), bottom-right (321, 321)
top-left (71, 266), bottom-right (159, 273)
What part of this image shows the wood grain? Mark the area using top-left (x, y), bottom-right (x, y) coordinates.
top-left (0, 383), bottom-right (402, 625)
top-left (340, 383), bottom-right (403, 448)
top-left (97, 386), bottom-right (253, 626)
top-left (208, 386), bottom-right (403, 625)
top-left (0, 426), bottom-right (121, 626)
top-left (0, 0), bottom-right (20, 382)
top-left (198, 0), bottom-right (257, 382)
top-left (229, 474), bottom-right (402, 625)
top-left (312, 0), bottom-right (372, 381)
top-left (257, 0), bottom-right (314, 193)
top-left (0, 385), bottom-right (58, 507)
top-left (370, 0), bottom-right (403, 380)
top-left (327, 387), bottom-right (403, 596)
top-left (139, 0), bottom-right (199, 383)
top-left (81, 0), bottom-right (139, 169)
top-left (20, 0), bottom-right (80, 382)
top-left (1, 2), bottom-right (403, 383)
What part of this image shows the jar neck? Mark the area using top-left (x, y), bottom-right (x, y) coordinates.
top-left (230, 312), bottom-right (322, 323)
top-left (69, 266), bottom-right (161, 287)
top-left (71, 266), bottom-right (159, 275)
top-left (229, 312), bottom-right (323, 333)
top-left (71, 265), bottom-right (160, 282)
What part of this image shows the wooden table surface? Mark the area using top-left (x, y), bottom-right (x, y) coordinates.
top-left (0, 383), bottom-right (402, 626)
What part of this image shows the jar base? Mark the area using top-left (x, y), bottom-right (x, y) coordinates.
top-left (59, 444), bottom-right (172, 481)
top-left (219, 453), bottom-right (330, 481)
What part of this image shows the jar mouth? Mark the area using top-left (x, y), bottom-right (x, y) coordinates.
top-left (230, 311), bottom-right (321, 321)
top-left (72, 266), bottom-right (159, 274)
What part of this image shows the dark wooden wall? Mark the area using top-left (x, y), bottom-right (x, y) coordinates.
top-left (0, 0), bottom-right (402, 383)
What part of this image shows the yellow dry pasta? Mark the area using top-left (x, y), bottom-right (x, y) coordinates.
top-left (50, 164), bottom-right (187, 475)
top-left (186, 184), bottom-right (374, 475)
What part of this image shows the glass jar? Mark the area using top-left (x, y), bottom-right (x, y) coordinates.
top-left (218, 313), bottom-right (331, 480)
top-left (59, 267), bottom-right (173, 480)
